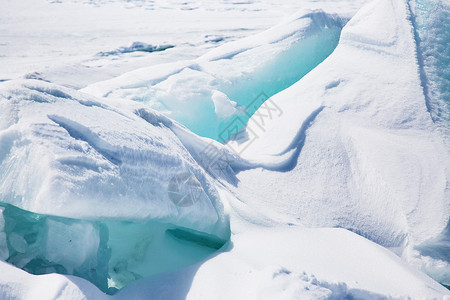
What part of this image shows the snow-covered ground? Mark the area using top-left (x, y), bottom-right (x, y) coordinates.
top-left (0, 0), bottom-right (449, 299)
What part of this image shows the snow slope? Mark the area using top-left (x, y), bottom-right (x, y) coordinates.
top-left (125, 227), bottom-right (448, 299)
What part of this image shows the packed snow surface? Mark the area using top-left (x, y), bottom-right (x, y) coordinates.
top-left (0, 0), bottom-right (449, 298)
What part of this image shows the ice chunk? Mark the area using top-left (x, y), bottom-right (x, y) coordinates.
top-left (45, 219), bottom-right (100, 274)
top-left (0, 203), bottom-right (226, 294)
top-left (212, 90), bottom-right (240, 121)
top-left (97, 42), bottom-right (174, 56)
top-left (0, 80), bottom-right (229, 241)
top-left (0, 79), bottom-right (230, 292)
top-left (9, 233), bottom-right (28, 254)
top-left (0, 232), bottom-right (9, 260)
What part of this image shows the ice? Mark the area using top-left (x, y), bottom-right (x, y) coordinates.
top-left (97, 42), bottom-right (174, 57)
top-left (211, 91), bottom-right (241, 121)
top-left (45, 219), bottom-right (100, 274)
top-left (105, 221), bottom-right (219, 290)
top-left (8, 233), bottom-right (28, 254)
top-left (0, 232), bottom-right (9, 260)
top-left (0, 207), bottom-right (4, 232)
top-left (82, 10), bottom-right (345, 141)
top-left (410, 0), bottom-right (450, 129)
top-left (0, 203), bottom-right (225, 294)
top-left (0, 79), bottom-right (230, 292)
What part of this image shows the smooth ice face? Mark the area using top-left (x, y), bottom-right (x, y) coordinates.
top-left (0, 203), bottom-right (225, 294)
top-left (82, 10), bottom-right (345, 141)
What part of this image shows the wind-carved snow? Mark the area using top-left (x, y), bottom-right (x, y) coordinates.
top-left (82, 10), bottom-right (346, 141)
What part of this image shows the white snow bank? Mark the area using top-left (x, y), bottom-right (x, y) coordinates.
top-left (232, 0), bottom-right (449, 280)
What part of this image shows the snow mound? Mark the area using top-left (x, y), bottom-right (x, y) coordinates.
top-left (231, 0), bottom-right (450, 283)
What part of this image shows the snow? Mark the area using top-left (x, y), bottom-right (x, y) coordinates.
top-left (0, 0), bottom-right (449, 298)
top-left (232, 0), bottom-right (449, 252)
